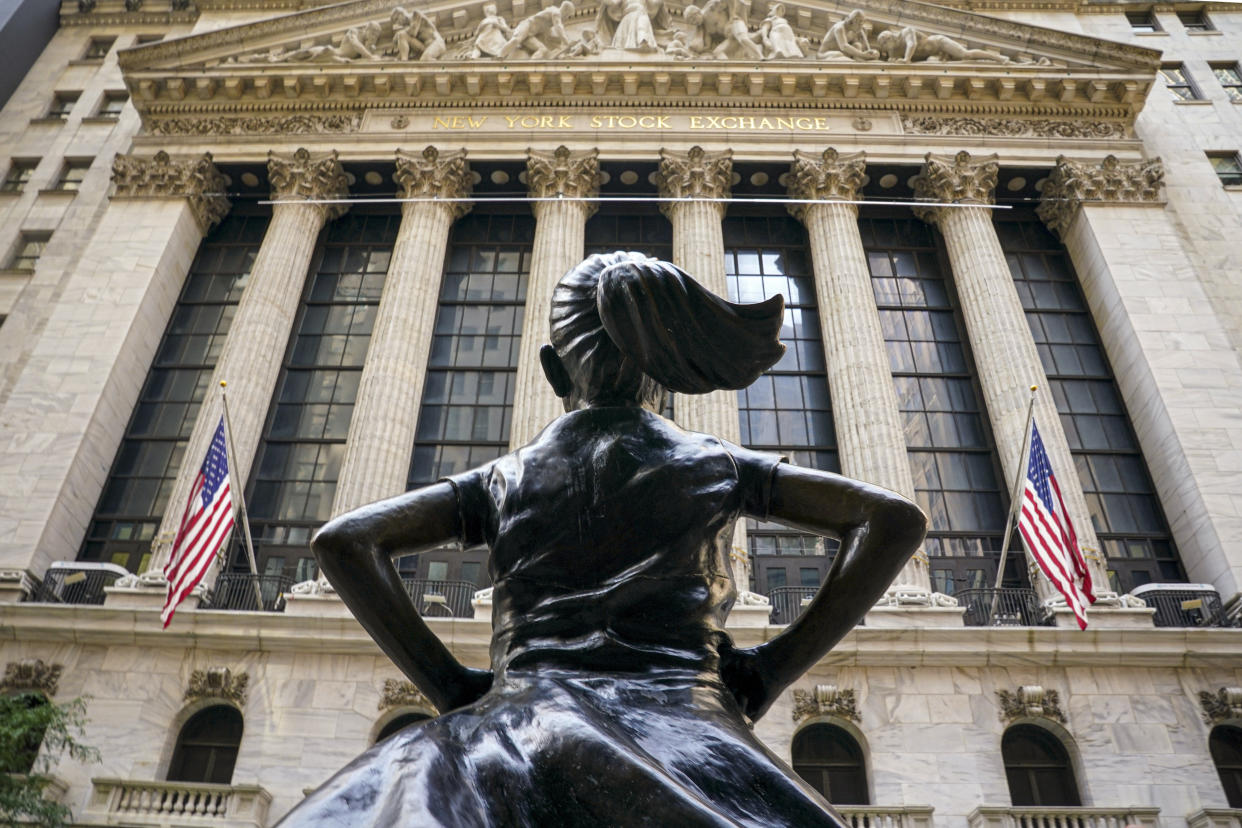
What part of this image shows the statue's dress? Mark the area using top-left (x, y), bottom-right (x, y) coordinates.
top-left (284, 408), bottom-right (848, 827)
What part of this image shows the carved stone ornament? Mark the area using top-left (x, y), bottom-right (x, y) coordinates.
top-left (124, 0), bottom-right (143, 10)
top-left (148, 114), bottom-right (361, 137)
top-left (1199, 687), bottom-right (1242, 724)
top-left (185, 667), bottom-right (249, 705)
top-left (77, 0), bottom-right (96, 12)
top-left (996, 685), bottom-right (1066, 724)
top-left (786, 148), bottom-right (867, 222)
top-left (1036, 154), bottom-right (1166, 238)
top-left (395, 146), bottom-right (473, 219)
top-left (526, 146), bottom-right (601, 216)
top-left (379, 678), bottom-right (438, 713)
top-left (656, 146), bottom-right (732, 218)
top-left (901, 115), bottom-right (1127, 140)
top-left (911, 150), bottom-right (999, 225)
top-left (792, 685), bottom-right (859, 723)
top-left (1, 659), bottom-right (63, 696)
top-left (111, 151), bottom-right (230, 234)
top-left (267, 148), bottom-right (350, 221)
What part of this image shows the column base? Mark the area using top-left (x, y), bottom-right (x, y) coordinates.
top-left (865, 606), bottom-right (966, 628)
top-left (0, 569), bottom-right (36, 603)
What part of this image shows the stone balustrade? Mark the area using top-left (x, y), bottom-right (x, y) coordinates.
top-left (1188, 810), bottom-right (1242, 828)
top-left (83, 778), bottom-right (272, 827)
top-left (838, 804), bottom-right (936, 827)
top-left (968, 806), bottom-right (1160, 828)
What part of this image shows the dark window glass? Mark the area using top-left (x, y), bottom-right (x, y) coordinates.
top-left (9, 232), bottom-right (50, 271)
top-left (167, 705), bottom-right (243, 785)
top-left (80, 211), bottom-right (269, 573)
top-left (792, 724), bottom-right (869, 805)
top-left (135, 33), bottom-right (165, 43)
top-left (84, 37), bottom-right (115, 59)
top-left (1160, 65), bottom-right (1199, 100)
top-left (2, 159), bottom-right (38, 193)
top-left (724, 215), bottom-right (838, 594)
top-left (250, 211), bottom-right (397, 578)
top-left (863, 213), bottom-right (1010, 592)
top-left (54, 160), bottom-right (91, 191)
top-left (1213, 65), bottom-right (1242, 102)
top-left (1001, 213), bottom-right (1183, 592)
top-left (1177, 9), bottom-right (1212, 30)
top-left (1212, 725), bottom-right (1242, 807)
top-left (97, 92), bottom-right (128, 118)
top-left (404, 211), bottom-right (533, 581)
top-left (1209, 153), bottom-right (1242, 186)
top-left (1125, 10), bottom-right (1160, 31)
top-left (1002, 725), bottom-right (1081, 806)
top-left (47, 92), bottom-right (79, 119)
top-left (376, 711), bottom-right (433, 744)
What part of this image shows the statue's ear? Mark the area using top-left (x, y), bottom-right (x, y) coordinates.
top-left (540, 344), bottom-right (573, 398)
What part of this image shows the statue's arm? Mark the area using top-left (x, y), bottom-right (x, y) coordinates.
top-left (311, 482), bottom-right (493, 713)
top-left (720, 464), bottom-right (926, 720)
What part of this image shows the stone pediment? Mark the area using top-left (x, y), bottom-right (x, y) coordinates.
top-left (116, 0), bottom-right (1160, 130)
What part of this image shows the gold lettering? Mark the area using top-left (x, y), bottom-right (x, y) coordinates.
top-left (590, 115), bottom-right (604, 128)
top-left (657, 115), bottom-right (670, 128)
top-left (758, 117), bottom-right (774, 130)
top-left (468, 115), bottom-right (487, 129)
top-left (433, 116), bottom-right (453, 130)
top-left (505, 115), bottom-right (521, 128)
top-left (689, 116), bottom-right (705, 129)
top-left (776, 117), bottom-right (795, 130)
top-left (794, 117), bottom-right (813, 130)
top-left (638, 115), bottom-right (655, 128)
top-left (739, 117), bottom-right (755, 129)
top-left (814, 117), bottom-right (829, 130)
top-left (618, 116), bottom-right (636, 128)
top-left (451, 116), bottom-right (465, 129)
top-left (520, 116), bottom-right (539, 128)
top-left (559, 115), bottom-right (573, 128)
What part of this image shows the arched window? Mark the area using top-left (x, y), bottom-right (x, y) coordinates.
top-left (1211, 724), bottom-right (1242, 806)
top-left (1002, 724), bottom-right (1081, 806)
top-left (168, 705), bottom-right (243, 785)
top-left (375, 711), bottom-right (432, 744)
top-left (791, 723), bottom-right (869, 805)
top-left (0, 692), bottom-right (49, 774)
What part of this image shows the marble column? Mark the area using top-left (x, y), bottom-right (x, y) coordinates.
top-left (1040, 155), bottom-right (1242, 607)
top-left (787, 149), bottom-right (934, 606)
top-left (148, 148), bottom-right (349, 577)
top-left (913, 151), bottom-right (1114, 604)
top-left (332, 147), bottom-right (472, 515)
top-left (509, 146), bottom-right (600, 447)
top-left (0, 152), bottom-right (228, 597)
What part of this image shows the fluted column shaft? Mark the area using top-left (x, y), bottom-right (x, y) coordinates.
top-left (788, 149), bottom-right (930, 601)
top-left (915, 152), bottom-right (1110, 601)
top-left (333, 148), bottom-right (471, 514)
top-left (510, 147), bottom-right (599, 447)
top-left (151, 149), bottom-right (348, 571)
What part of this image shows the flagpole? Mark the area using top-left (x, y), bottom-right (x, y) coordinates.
top-left (219, 381), bottom-right (264, 610)
top-left (989, 385), bottom-right (1039, 623)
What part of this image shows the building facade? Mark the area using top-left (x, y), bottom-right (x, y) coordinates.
top-left (1, 0), bottom-right (1241, 823)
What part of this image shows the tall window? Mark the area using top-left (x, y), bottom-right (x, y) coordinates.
top-left (1209, 153), bottom-right (1242, 186)
top-left (1001, 213), bottom-right (1183, 592)
top-left (96, 91), bottom-right (128, 119)
top-left (249, 211), bottom-right (396, 580)
top-left (863, 213), bottom-right (1009, 595)
top-left (83, 37), bottom-right (115, 59)
top-left (405, 211), bottom-right (533, 586)
top-left (81, 211), bottom-right (268, 573)
top-left (1125, 9), bottom-right (1160, 32)
top-left (8, 233), bottom-right (49, 272)
top-left (725, 214), bottom-right (838, 601)
top-left (1212, 64), bottom-right (1242, 102)
top-left (1002, 724), bottom-right (1081, 806)
top-left (1176, 8), bottom-right (1212, 31)
top-left (792, 724), bottom-right (869, 805)
top-left (1160, 64), bottom-right (1199, 101)
top-left (1212, 725), bottom-right (1242, 807)
top-left (168, 705), bottom-right (242, 785)
top-left (47, 92), bottom-right (79, 119)
top-left (2, 159), bottom-right (38, 193)
top-left (54, 159), bottom-right (91, 192)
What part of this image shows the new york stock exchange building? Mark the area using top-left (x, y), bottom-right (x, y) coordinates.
top-left (2, 0), bottom-right (1242, 821)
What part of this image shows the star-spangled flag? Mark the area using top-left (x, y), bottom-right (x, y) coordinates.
top-left (1018, 420), bottom-right (1096, 630)
top-left (162, 417), bottom-right (235, 628)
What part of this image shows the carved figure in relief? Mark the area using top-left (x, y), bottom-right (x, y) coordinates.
top-left (683, 0), bottom-right (763, 60)
top-left (391, 7), bottom-right (447, 61)
top-left (500, 0), bottom-right (575, 59)
top-left (876, 25), bottom-right (1009, 63)
top-left (596, 0), bottom-right (671, 52)
top-left (469, 3), bottom-right (514, 58)
top-left (562, 27), bottom-right (604, 57)
top-left (756, 2), bottom-right (805, 59)
top-left (816, 10), bottom-right (878, 61)
top-left (236, 21), bottom-right (382, 63)
top-left (664, 29), bottom-right (695, 58)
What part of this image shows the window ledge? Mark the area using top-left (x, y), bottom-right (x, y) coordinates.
top-left (27, 117), bottom-right (67, 126)
top-left (1186, 29), bottom-right (1223, 36)
top-left (1224, 184), bottom-right (1242, 192)
top-left (79, 116), bottom-right (120, 125)
top-left (36, 188), bottom-right (77, 197)
top-left (0, 270), bottom-right (36, 277)
top-left (1134, 31), bottom-right (1169, 36)
top-left (67, 58), bottom-right (105, 66)
top-left (1173, 99), bottom-right (1214, 105)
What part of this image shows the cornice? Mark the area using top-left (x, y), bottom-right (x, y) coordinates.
top-left (911, 149), bottom-right (999, 223)
top-left (394, 146), bottom-right (472, 217)
top-left (110, 150), bottom-right (230, 233)
top-left (787, 148), bottom-right (867, 221)
top-left (1036, 153), bottom-right (1165, 237)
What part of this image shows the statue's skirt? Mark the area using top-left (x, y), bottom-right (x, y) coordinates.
top-left (280, 672), bottom-right (849, 827)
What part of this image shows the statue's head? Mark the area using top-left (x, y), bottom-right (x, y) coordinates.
top-left (769, 3), bottom-right (785, 17)
top-left (483, 2), bottom-right (498, 14)
top-left (684, 4), bottom-right (703, 24)
top-left (541, 252), bottom-right (785, 411)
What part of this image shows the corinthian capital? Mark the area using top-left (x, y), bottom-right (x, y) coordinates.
top-left (911, 151), bottom-right (999, 225)
top-left (526, 146), bottom-right (600, 219)
top-left (786, 149), bottom-right (868, 222)
top-left (267, 148), bottom-right (350, 221)
top-left (656, 146), bottom-right (732, 218)
top-left (395, 146), bottom-right (472, 219)
top-left (1037, 155), bottom-right (1165, 238)
top-left (111, 150), bottom-right (230, 234)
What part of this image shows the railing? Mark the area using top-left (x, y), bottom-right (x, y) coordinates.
top-left (1130, 584), bottom-right (1239, 628)
top-left (200, 573), bottom-right (293, 612)
top-left (29, 563), bottom-right (128, 606)
top-left (768, 585), bottom-right (818, 625)
top-left (967, 806), bottom-right (1160, 828)
top-left (838, 805), bottom-right (935, 828)
top-left (957, 588), bottom-right (1052, 627)
top-left (401, 578), bottom-right (477, 618)
top-left (84, 778), bottom-right (271, 827)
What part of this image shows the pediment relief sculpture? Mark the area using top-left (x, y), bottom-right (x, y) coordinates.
top-left (219, 1), bottom-right (1059, 66)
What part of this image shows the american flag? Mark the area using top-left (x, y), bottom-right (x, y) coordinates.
top-left (162, 416), bottom-right (235, 628)
top-left (1018, 420), bottom-right (1096, 630)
